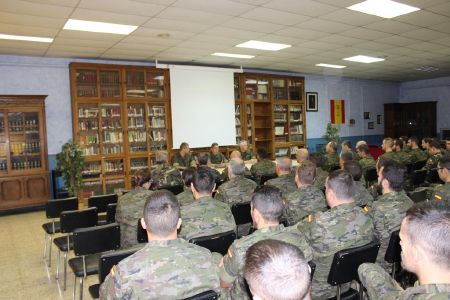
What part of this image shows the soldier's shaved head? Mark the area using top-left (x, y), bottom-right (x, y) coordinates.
top-left (277, 157), bottom-right (292, 174)
top-left (326, 170), bottom-right (355, 203)
top-left (251, 185), bottom-right (284, 223)
top-left (230, 150), bottom-right (241, 159)
top-left (229, 158), bottom-right (245, 176)
top-left (297, 161), bottom-right (316, 185)
top-left (143, 190), bottom-right (180, 237)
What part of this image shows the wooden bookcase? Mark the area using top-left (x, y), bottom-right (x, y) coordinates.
top-left (234, 73), bottom-right (306, 159)
top-left (0, 95), bottom-right (49, 211)
top-left (70, 63), bottom-right (171, 197)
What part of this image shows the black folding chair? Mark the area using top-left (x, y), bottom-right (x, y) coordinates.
top-left (426, 168), bottom-right (442, 184)
top-left (158, 184), bottom-right (184, 195)
top-left (411, 169), bottom-right (428, 188)
top-left (137, 219), bottom-right (148, 243)
top-left (88, 194), bottom-right (118, 224)
top-left (42, 197), bottom-right (78, 267)
top-left (183, 290), bottom-right (218, 300)
top-left (364, 168), bottom-right (378, 188)
top-left (189, 230), bottom-right (236, 256)
top-left (88, 247), bottom-right (140, 299)
top-left (412, 160), bottom-right (426, 171)
top-left (327, 240), bottom-right (380, 300)
top-left (260, 174), bottom-right (277, 186)
top-left (384, 230), bottom-right (401, 276)
top-left (231, 202), bottom-right (252, 225)
top-left (106, 203), bottom-right (117, 224)
top-left (407, 189), bottom-right (429, 203)
top-left (68, 223), bottom-right (121, 300)
top-left (53, 207), bottom-right (98, 290)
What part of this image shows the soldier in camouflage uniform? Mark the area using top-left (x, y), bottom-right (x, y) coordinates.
top-left (219, 186), bottom-right (313, 300)
top-left (295, 148), bottom-right (309, 164)
top-left (379, 137), bottom-right (402, 163)
top-left (297, 170), bottom-right (374, 299)
top-left (171, 142), bottom-right (197, 169)
top-left (394, 138), bottom-right (412, 165)
top-left (208, 142), bottom-right (228, 168)
top-left (197, 152), bottom-right (221, 181)
top-left (265, 157), bottom-right (297, 196)
top-left (100, 190), bottom-right (220, 300)
top-left (445, 139), bottom-right (450, 156)
top-left (310, 152), bottom-right (329, 190)
top-left (356, 143), bottom-right (376, 173)
top-left (339, 151), bottom-right (354, 169)
top-left (215, 158), bottom-right (257, 206)
top-left (250, 148), bottom-right (276, 185)
top-left (176, 167), bottom-right (196, 206)
top-left (150, 151), bottom-right (183, 190)
top-left (407, 136), bottom-right (428, 163)
top-left (221, 151), bottom-right (252, 181)
top-left (239, 140), bottom-right (256, 163)
top-left (425, 140), bottom-right (443, 172)
top-left (430, 155), bottom-right (450, 202)
top-left (115, 169), bottom-right (154, 249)
top-left (179, 168), bottom-right (236, 240)
top-left (343, 161), bottom-right (374, 207)
top-left (359, 201), bottom-right (450, 299)
top-left (323, 141), bottom-right (340, 172)
top-left (371, 160), bottom-right (413, 271)
top-left (284, 161), bottom-right (327, 225)
top-left (341, 140), bottom-right (359, 161)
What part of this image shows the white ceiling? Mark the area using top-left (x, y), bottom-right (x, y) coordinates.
top-left (1, 0), bottom-right (450, 81)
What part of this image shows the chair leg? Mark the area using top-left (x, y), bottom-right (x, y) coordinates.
top-left (336, 285), bottom-right (341, 300)
top-left (63, 252), bottom-right (67, 291)
top-left (72, 275), bottom-right (76, 300)
top-left (79, 277), bottom-right (84, 300)
top-left (56, 250), bottom-right (61, 279)
top-left (43, 233), bottom-right (48, 260)
top-left (48, 235), bottom-right (53, 268)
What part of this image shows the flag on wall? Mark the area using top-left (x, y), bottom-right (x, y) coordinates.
top-left (330, 99), bottom-right (345, 124)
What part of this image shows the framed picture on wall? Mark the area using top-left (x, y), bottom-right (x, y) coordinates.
top-left (364, 112), bottom-right (371, 119)
top-left (368, 122), bottom-right (374, 129)
top-left (306, 92), bottom-right (318, 111)
top-left (377, 114), bottom-right (382, 124)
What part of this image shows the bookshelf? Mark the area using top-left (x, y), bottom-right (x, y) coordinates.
top-left (70, 63), bottom-right (171, 195)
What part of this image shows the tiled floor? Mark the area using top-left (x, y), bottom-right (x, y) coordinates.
top-left (0, 211), bottom-right (97, 300)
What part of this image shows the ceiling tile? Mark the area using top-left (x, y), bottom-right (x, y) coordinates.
top-left (70, 8), bottom-right (149, 25)
top-left (429, 21), bottom-right (450, 34)
top-left (77, 0), bottom-right (166, 17)
top-left (405, 41), bottom-right (448, 51)
top-left (120, 35), bottom-right (181, 46)
top-left (112, 42), bottom-right (168, 52)
top-left (321, 8), bottom-right (382, 26)
top-left (427, 1), bottom-right (450, 17)
top-left (316, 34), bottom-right (367, 46)
top-left (0, 23), bottom-right (58, 37)
top-left (18, 0), bottom-right (79, 6)
top-left (296, 40), bottom-right (338, 50)
top-left (172, 0), bottom-right (254, 16)
top-left (0, 46), bottom-right (48, 56)
top-left (101, 47), bottom-right (158, 57)
top-left (46, 44), bottom-right (107, 54)
top-left (0, 0), bottom-right (74, 18)
top-left (240, 7), bottom-right (309, 26)
top-left (296, 18), bottom-right (353, 34)
top-left (189, 34), bottom-right (243, 46)
top-left (0, 12), bottom-right (66, 29)
top-left (263, 0), bottom-right (338, 17)
top-left (141, 18), bottom-right (211, 33)
top-left (274, 27), bottom-right (330, 39)
top-left (384, 47), bottom-right (424, 56)
top-left (340, 28), bottom-right (393, 40)
top-left (56, 30), bottom-right (126, 41)
top-left (399, 0), bottom-right (450, 9)
top-left (156, 7), bottom-right (233, 25)
top-left (363, 20), bottom-right (420, 35)
top-left (430, 36), bottom-right (450, 47)
top-left (220, 17), bottom-right (284, 33)
top-left (255, 33), bottom-right (307, 45)
top-left (131, 27), bottom-right (196, 40)
top-left (400, 28), bottom-right (448, 41)
top-left (376, 35), bottom-right (418, 46)
top-left (203, 26), bottom-right (266, 39)
top-left (52, 37), bottom-right (118, 48)
top-left (353, 41), bottom-right (394, 51)
top-left (394, 10), bottom-right (450, 27)
top-left (0, 40), bottom-right (50, 50)
top-left (45, 49), bottom-right (102, 58)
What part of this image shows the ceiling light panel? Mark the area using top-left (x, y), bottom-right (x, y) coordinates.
top-left (236, 40), bottom-right (291, 51)
top-left (63, 19), bottom-right (137, 35)
top-left (212, 52), bottom-right (255, 59)
top-left (0, 33), bottom-right (53, 43)
top-left (347, 0), bottom-right (420, 19)
top-left (316, 63), bottom-right (347, 69)
top-left (343, 55), bottom-right (385, 63)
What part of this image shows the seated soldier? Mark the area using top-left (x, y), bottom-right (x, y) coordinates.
top-left (430, 155), bottom-right (450, 202)
top-left (343, 160), bottom-right (374, 207)
top-left (371, 160), bottom-right (413, 271)
top-left (394, 138), bottom-right (411, 165)
top-left (265, 157), bottom-right (297, 196)
top-left (339, 151), bottom-right (354, 169)
top-left (407, 136), bottom-right (428, 163)
top-left (359, 201), bottom-right (450, 299)
top-left (239, 140), bottom-right (256, 164)
top-left (341, 140), bottom-right (359, 161)
top-left (356, 143), bottom-right (376, 173)
top-left (446, 139), bottom-right (450, 156)
top-left (171, 142), bottom-right (196, 169)
top-left (297, 170), bottom-right (374, 299)
top-left (309, 152), bottom-right (328, 190)
top-left (323, 141), bottom-right (339, 171)
top-left (250, 148), bottom-right (276, 185)
top-left (208, 142), bottom-right (228, 168)
top-left (284, 161), bottom-right (327, 225)
top-left (425, 139), bottom-right (443, 172)
top-left (176, 167), bottom-right (196, 206)
top-left (421, 137), bottom-right (432, 158)
top-left (244, 240), bottom-right (313, 300)
top-left (219, 185), bottom-right (312, 300)
top-left (296, 148), bottom-right (309, 164)
top-left (179, 168), bottom-right (236, 240)
top-left (221, 150), bottom-right (252, 181)
top-left (115, 169), bottom-right (153, 249)
top-left (379, 138), bottom-right (399, 162)
top-left (197, 152), bottom-right (221, 180)
top-left (150, 150), bottom-right (183, 190)
top-left (100, 190), bottom-right (220, 299)
top-left (215, 157), bottom-right (257, 206)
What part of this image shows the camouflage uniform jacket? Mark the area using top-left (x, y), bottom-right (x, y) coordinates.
top-left (313, 167), bottom-right (329, 190)
top-left (431, 181), bottom-right (450, 203)
top-left (409, 148), bottom-right (428, 164)
top-left (240, 149), bottom-right (255, 161)
top-left (370, 190), bottom-right (413, 271)
top-left (284, 185), bottom-right (327, 225)
top-left (354, 180), bottom-right (374, 207)
top-left (179, 196), bottom-right (236, 240)
top-left (425, 151), bottom-right (443, 172)
top-left (171, 152), bottom-right (196, 168)
top-left (297, 202), bottom-right (374, 300)
top-left (359, 155), bottom-right (376, 173)
top-left (150, 164), bottom-right (183, 190)
top-left (198, 165), bottom-right (221, 181)
top-left (358, 263), bottom-right (450, 300)
top-left (176, 187), bottom-right (195, 206)
top-left (220, 224), bottom-right (313, 300)
top-left (99, 238), bottom-right (220, 300)
top-left (221, 166), bottom-right (252, 181)
top-left (115, 188), bottom-right (154, 249)
top-left (379, 151), bottom-right (399, 163)
top-left (214, 175), bottom-right (257, 206)
top-left (265, 173), bottom-right (297, 196)
top-left (396, 150), bottom-right (413, 165)
top-left (250, 159), bottom-right (276, 184)
top-left (208, 152), bottom-right (228, 165)
top-left (324, 152), bottom-right (339, 171)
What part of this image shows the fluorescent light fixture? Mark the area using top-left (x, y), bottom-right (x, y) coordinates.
top-left (236, 40), bottom-right (291, 51)
top-left (316, 63), bottom-right (346, 69)
top-left (347, 0), bottom-right (420, 19)
top-left (0, 33), bottom-right (53, 43)
top-left (343, 55), bottom-right (385, 63)
top-left (63, 19), bottom-right (137, 35)
top-left (212, 52), bottom-right (254, 59)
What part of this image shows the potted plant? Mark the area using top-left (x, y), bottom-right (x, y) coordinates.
top-left (56, 140), bottom-right (85, 197)
top-left (323, 122), bottom-right (341, 144)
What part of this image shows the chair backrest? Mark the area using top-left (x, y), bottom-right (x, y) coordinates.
top-left (412, 160), bottom-right (427, 171)
top-left (407, 189), bottom-right (428, 203)
top-left (327, 240), bottom-right (380, 286)
top-left (158, 185), bottom-right (184, 195)
top-left (60, 207), bottom-right (98, 233)
top-left (260, 174), bottom-right (277, 185)
top-left (88, 194), bottom-right (118, 213)
top-left (45, 197), bottom-right (78, 219)
top-left (137, 219), bottom-right (148, 243)
top-left (384, 230), bottom-right (401, 264)
top-left (231, 202), bottom-right (252, 225)
top-left (106, 203), bottom-right (117, 223)
top-left (412, 169), bottom-right (427, 186)
top-left (308, 261), bottom-right (316, 281)
top-left (364, 168), bottom-right (378, 186)
top-left (183, 290), bottom-right (218, 300)
top-left (73, 223), bottom-right (121, 256)
top-left (427, 168), bottom-right (442, 184)
top-left (98, 247), bottom-right (139, 283)
top-left (189, 230), bottom-right (236, 256)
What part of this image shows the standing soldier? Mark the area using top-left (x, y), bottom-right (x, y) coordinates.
top-left (265, 157), bottom-right (297, 196)
top-left (150, 151), bottom-right (183, 190)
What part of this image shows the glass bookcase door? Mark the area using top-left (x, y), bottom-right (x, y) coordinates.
top-left (272, 79), bottom-right (288, 100)
top-left (289, 105), bottom-right (304, 142)
top-left (288, 79), bottom-right (303, 100)
top-left (82, 160), bottom-right (102, 179)
top-left (274, 105), bottom-right (288, 143)
top-left (101, 104), bottom-right (123, 155)
top-left (126, 70), bottom-right (145, 98)
top-left (82, 179), bottom-right (103, 197)
top-left (245, 104), bottom-right (253, 144)
top-left (129, 157), bottom-right (149, 174)
top-left (245, 78), bottom-right (269, 101)
top-left (234, 76), bottom-right (241, 100)
top-left (106, 178), bottom-right (125, 194)
top-left (235, 104), bottom-right (241, 144)
top-left (78, 104), bottom-right (100, 156)
top-left (127, 103), bottom-right (147, 153)
top-left (146, 72), bottom-right (165, 98)
top-left (148, 104), bottom-right (167, 151)
top-left (104, 158), bottom-right (125, 177)
top-left (0, 111), bottom-right (6, 173)
top-left (76, 69), bottom-right (98, 98)
top-left (100, 70), bottom-right (120, 98)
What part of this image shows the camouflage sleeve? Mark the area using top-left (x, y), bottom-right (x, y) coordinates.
top-left (358, 263), bottom-right (404, 300)
top-left (219, 243), bottom-right (239, 284)
top-left (214, 186), bottom-right (225, 202)
top-left (99, 266), bottom-right (123, 300)
top-left (296, 217), bottom-right (313, 239)
top-left (221, 153), bottom-right (229, 163)
top-left (371, 208), bottom-right (387, 242)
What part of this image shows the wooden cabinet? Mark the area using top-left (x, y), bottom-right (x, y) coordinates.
top-left (0, 95), bottom-right (49, 211)
top-left (234, 73), bottom-right (306, 159)
top-left (70, 63), bottom-right (171, 196)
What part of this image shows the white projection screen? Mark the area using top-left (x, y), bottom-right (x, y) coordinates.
top-left (169, 65), bottom-right (237, 148)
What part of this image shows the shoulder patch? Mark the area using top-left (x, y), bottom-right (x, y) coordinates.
top-left (435, 194), bottom-right (442, 201)
top-left (308, 214), bottom-right (314, 223)
top-left (227, 248), bottom-right (233, 258)
top-left (363, 206), bottom-right (369, 212)
top-left (110, 265), bottom-right (117, 276)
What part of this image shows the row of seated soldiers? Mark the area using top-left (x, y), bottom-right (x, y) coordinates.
top-left (105, 140), bottom-right (450, 299)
